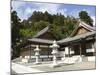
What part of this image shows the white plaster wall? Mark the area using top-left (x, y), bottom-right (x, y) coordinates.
top-left (87, 56), bottom-right (95, 61)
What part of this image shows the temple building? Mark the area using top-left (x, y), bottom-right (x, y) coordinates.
top-left (20, 20), bottom-right (96, 62)
top-left (58, 21), bottom-right (96, 58)
top-left (20, 26), bottom-right (55, 58)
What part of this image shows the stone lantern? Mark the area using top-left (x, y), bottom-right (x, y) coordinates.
top-left (50, 40), bottom-right (60, 67)
top-left (34, 45), bottom-right (41, 64)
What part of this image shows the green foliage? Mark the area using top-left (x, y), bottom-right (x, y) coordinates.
top-left (19, 20), bottom-right (49, 39)
top-left (27, 11), bottom-right (78, 40)
top-left (20, 28), bottom-right (34, 38)
top-left (11, 11), bottom-right (22, 46)
top-left (49, 16), bottom-right (78, 40)
top-left (49, 24), bottom-right (62, 40)
top-left (64, 16), bottom-right (78, 36)
top-left (33, 20), bottom-right (49, 31)
top-left (11, 11), bottom-right (22, 59)
top-left (79, 11), bottom-right (93, 26)
top-left (28, 11), bottom-right (53, 24)
top-left (53, 13), bottom-right (64, 26)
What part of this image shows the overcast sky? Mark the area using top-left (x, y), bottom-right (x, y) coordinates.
top-left (11, 1), bottom-right (96, 26)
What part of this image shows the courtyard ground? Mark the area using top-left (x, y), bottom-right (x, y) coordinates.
top-left (11, 60), bottom-right (96, 75)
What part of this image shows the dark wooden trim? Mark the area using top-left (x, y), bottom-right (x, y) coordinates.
top-left (79, 41), bottom-right (82, 56)
top-left (68, 46), bottom-right (70, 57)
top-left (29, 42), bottom-right (31, 59)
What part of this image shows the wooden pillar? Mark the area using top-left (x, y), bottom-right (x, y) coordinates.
top-left (82, 38), bottom-right (86, 55)
top-left (93, 41), bottom-right (96, 56)
top-left (68, 46), bottom-right (70, 57)
top-left (38, 44), bottom-right (40, 58)
top-left (93, 36), bottom-right (96, 56)
top-left (79, 42), bottom-right (82, 56)
top-left (84, 39), bottom-right (86, 55)
top-left (48, 45), bottom-right (49, 58)
top-left (30, 42), bottom-right (31, 59)
top-left (79, 39), bottom-right (86, 56)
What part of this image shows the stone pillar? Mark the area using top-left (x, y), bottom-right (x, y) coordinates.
top-left (34, 45), bottom-right (41, 64)
top-left (50, 40), bottom-right (60, 67)
top-left (65, 47), bottom-right (69, 57)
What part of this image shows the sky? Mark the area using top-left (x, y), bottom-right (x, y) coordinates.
top-left (11, 1), bottom-right (96, 26)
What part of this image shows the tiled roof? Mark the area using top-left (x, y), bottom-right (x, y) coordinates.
top-left (28, 31), bottom-right (95, 45)
top-left (58, 31), bottom-right (95, 44)
top-left (28, 38), bottom-right (53, 44)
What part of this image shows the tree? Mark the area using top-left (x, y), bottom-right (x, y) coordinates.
top-left (44, 11), bottom-right (53, 23)
top-left (53, 13), bottom-right (64, 26)
top-left (11, 11), bottom-right (22, 46)
top-left (19, 28), bottom-right (34, 38)
top-left (11, 11), bottom-right (22, 59)
top-left (79, 11), bottom-right (93, 26)
top-left (49, 24), bottom-right (64, 40)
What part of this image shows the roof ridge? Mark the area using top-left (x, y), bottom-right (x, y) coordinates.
top-left (33, 26), bottom-right (49, 38)
top-left (80, 21), bottom-right (95, 31)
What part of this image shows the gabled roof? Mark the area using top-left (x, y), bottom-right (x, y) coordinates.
top-left (58, 31), bottom-right (95, 45)
top-left (70, 20), bottom-right (96, 36)
top-left (34, 26), bottom-right (49, 38)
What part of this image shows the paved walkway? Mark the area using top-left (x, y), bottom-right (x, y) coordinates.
top-left (12, 61), bottom-right (95, 74)
top-left (12, 63), bottom-right (44, 74)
